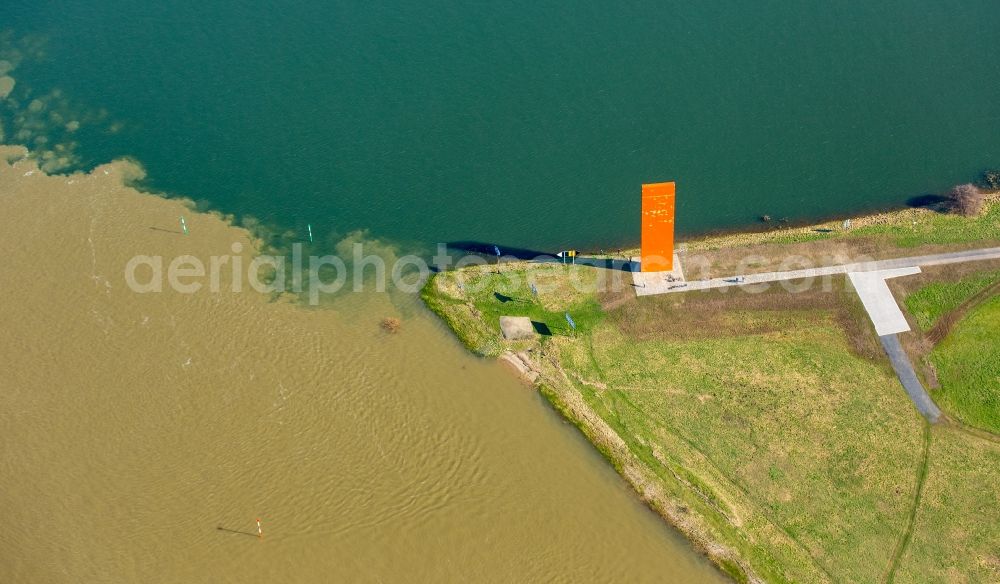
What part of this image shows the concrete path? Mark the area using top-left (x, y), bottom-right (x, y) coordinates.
top-left (628, 246), bottom-right (1000, 422)
top-left (847, 267), bottom-right (921, 336)
top-left (632, 246), bottom-right (1000, 296)
top-left (879, 334), bottom-right (942, 422)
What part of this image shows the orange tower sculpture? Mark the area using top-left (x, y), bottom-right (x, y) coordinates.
top-left (640, 182), bottom-right (676, 272)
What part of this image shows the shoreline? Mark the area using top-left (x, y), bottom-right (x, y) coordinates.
top-left (501, 349), bottom-right (756, 582)
top-left (421, 194), bottom-right (1000, 583)
top-left (566, 188), bottom-right (999, 258)
top-left (5, 136), bottom-right (998, 580)
top-left (1, 144), bottom-right (733, 582)
top-left (594, 191), bottom-right (1000, 258)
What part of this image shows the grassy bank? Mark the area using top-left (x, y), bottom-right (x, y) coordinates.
top-left (903, 269), bottom-right (1000, 331)
top-left (928, 296), bottom-right (1000, 434)
top-left (890, 258), bottom-right (1000, 583)
top-left (422, 199), bottom-right (1000, 583)
top-left (679, 192), bottom-right (1000, 252)
top-left (893, 262), bottom-right (1000, 435)
top-left (602, 194), bottom-right (1000, 283)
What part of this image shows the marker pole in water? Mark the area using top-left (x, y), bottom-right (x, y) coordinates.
top-left (307, 223), bottom-right (313, 243)
top-left (256, 518), bottom-right (263, 539)
top-left (179, 216), bottom-right (188, 235)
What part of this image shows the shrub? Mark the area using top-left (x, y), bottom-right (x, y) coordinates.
top-left (948, 183), bottom-right (985, 217)
top-left (982, 169), bottom-right (1000, 191)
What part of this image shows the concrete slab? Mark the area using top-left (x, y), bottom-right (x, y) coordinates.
top-left (499, 316), bottom-right (535, 340)
top-left (631, 253), bottom-right (685, 290)
top-left (634, 263), bottom-right (849, 296)
top-left (847, 267), bottom-right (921, 336)
top-left (630, 245), bottom-right (1000, 297)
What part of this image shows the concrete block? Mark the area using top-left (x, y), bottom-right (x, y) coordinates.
top-left (499, 316), bottom-right (535, 341)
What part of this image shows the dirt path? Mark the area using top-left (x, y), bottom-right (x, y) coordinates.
top-left (880, 277), bottom-right (1000, 581)
top-left (926, 279), bottom-right (1000, 345)
top-left (884, 423), bottom-right (932, 583)
top-left (947, 418), bottom-right (1000, 445)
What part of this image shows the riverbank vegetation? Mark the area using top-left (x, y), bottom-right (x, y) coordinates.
top-left (662, 192), bottom-right (1000, 255)
top-left (580, 193), bottom-right (1000, 286)
top-left (947, 183), bottom-right (986, 217)
top-left (422, 198), bottom-right (1000, 583)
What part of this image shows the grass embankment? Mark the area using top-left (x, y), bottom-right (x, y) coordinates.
top-left (424, 262), bottom-right (932, 583)
top-left (681, 193), bottom-right (1000, 252)
top-left (423, 199), bottom-right (1000, 583)
top-left (903, 269), bottom-right (1000, 331)
top-left (420, 264), bottom-right (605, 357)
top-left (895, 263), bottom-right (1000, 435)
top-left (927, 296), bottom-right (1000, 434)
top-left (889, 265), bottom-right (1000, 582)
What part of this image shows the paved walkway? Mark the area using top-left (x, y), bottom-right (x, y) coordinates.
top-left (880, 334), bottom-right (942, 422)
top-left (632, 246), bottom-right (1000, 296)
top-left (631, 246), bottom-right (1000, 422)
top-left (847, 267), bottom-right (921, 336)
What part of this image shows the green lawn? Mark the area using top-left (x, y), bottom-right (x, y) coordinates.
top-left (893, 426), bottom-right (1000, 583)
top-left (930, 295), bottom-right (1000, 433)
top-left (556, 300), bottom-right (924, 583)
top-left (424, 267), bottom-right (931, 582)
top-left (420, 262), bottom-right (606, 357)
top-left (903, 270), bottom-right (1000, 331)
top-left (424, 249), bottom-right (1000, 583)
top-left (847, 200), bottom-right (1000, 247)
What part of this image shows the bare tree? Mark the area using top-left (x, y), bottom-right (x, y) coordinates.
top-left (948, 183), bottom-right (984, 217)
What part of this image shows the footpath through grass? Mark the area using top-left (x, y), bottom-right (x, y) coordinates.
top-left (903, 269), bottom-right (1000, 330)
top-left (892, 425), bottom-right (1000, 583)
top-left (890, 265), bottom-right (1000, 582)
top-left (566, 306), bottom-right (923, 583)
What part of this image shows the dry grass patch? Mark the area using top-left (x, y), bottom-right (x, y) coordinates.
top-left (675, 194), bottom-right (1000, 254)
top-left (605, 281), bottom-right (882, 360)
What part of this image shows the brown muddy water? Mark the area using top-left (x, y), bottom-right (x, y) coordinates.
top-left (0, 148), bottom-right (724, 583)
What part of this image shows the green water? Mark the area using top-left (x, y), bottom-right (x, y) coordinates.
top-left (3, 1), bottom-right (999, 251)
